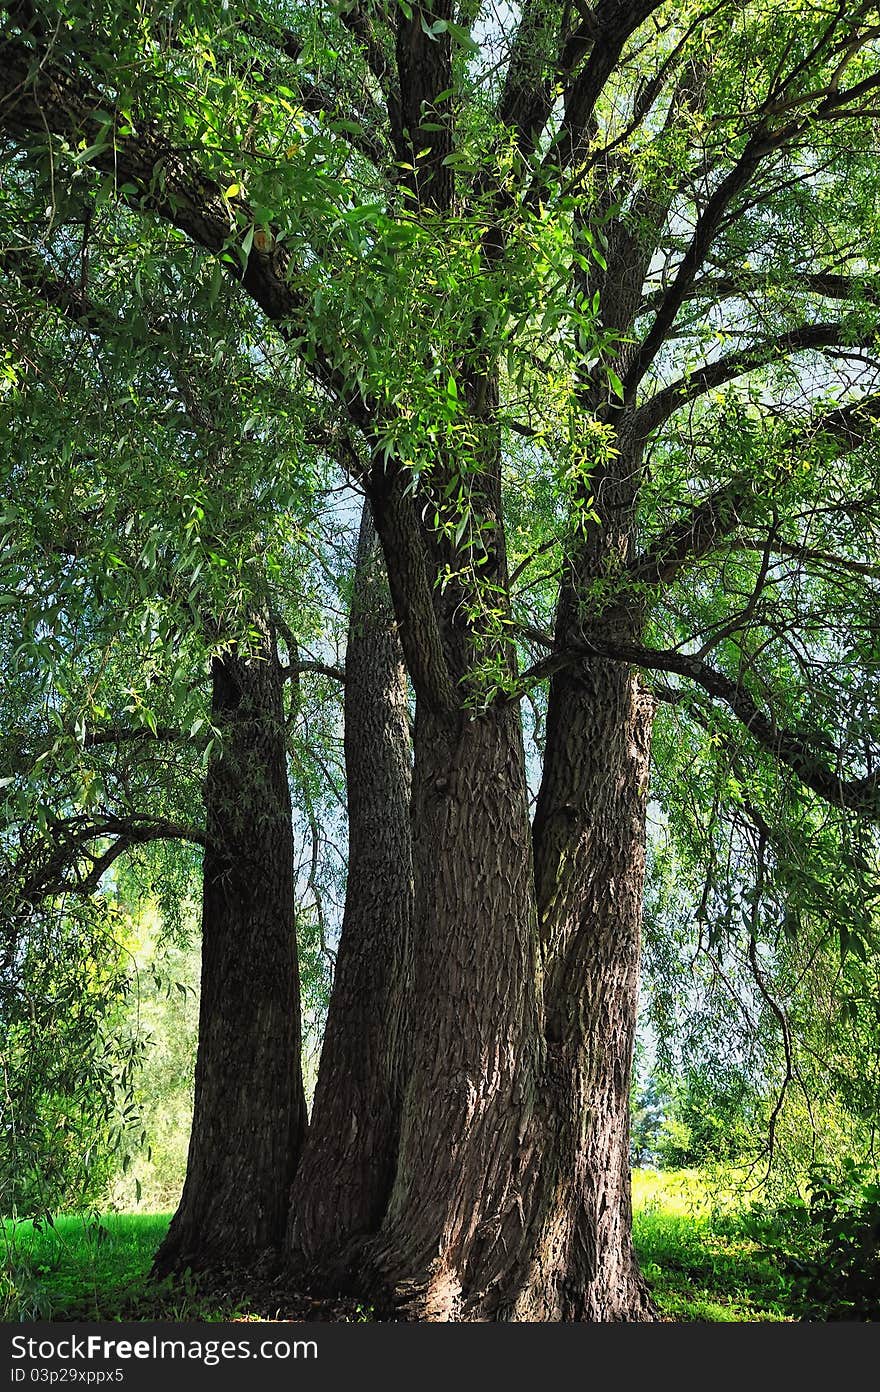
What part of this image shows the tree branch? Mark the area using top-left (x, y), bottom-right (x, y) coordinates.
top-left (558, 0), bottom-right (667, 166)
top-left (628, 389), bottom-right (880, 587)
top-left (639, 268), bottom-right (880, 318)
top-left (624, 62), bottom-right (880, 398)
top-left (729, 538), bottom-right (880, 581)
top-left (0, 32), bottom-right (375, 428)
top-left (636, 321), bottom-right (876, 436)
top-left (284, 659), bottom-right (346, 685)
top-left (515, 626), bottom-right (880, 818)
top-left (4, 812), bottom-right (208, 908)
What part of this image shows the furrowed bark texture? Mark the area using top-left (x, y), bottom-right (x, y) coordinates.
top-left (521, 415), bottom-right (656, 1320)
top-left (358, 378), bottom-right (549, 1319)
top-left (154, 630), bottom-right (307, 1275)
top-left (522, 656), bottom-right (655, 1319)
top-left (365, 699), bottom-right (543, 1320)
top-left (289, 500), bottom-right (413, 1267)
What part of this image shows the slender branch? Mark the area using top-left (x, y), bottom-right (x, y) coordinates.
top-left (639, 268), bottom-right (880, 318)
top-left (82, 726), bottom-right (182, 748)
top-left (629, 390), bottom-right (880, 588)
top-left (625, 66), bottom-right (880, 398)
top-left (284, 659), bottom-right (346, 685)
top-left (730, 538), bottom-right (880, 581)
top-left (4, 813), bottom-right (208, 907)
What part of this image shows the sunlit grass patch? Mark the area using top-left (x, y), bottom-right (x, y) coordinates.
top-left (632, 1168), bottom-right (794, 1322)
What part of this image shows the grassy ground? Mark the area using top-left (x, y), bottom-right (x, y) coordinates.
top-left (632, 1170), bottom-right (794, 1321)
top-left (2, 1172), bottom-right (797, 1322)
top-left (2, 1213), bottom-right (181, 1321)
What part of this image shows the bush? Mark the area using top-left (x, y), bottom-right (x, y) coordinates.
top-left (798, 1161), bottom-right (880, 1318)
top-left (739, 1159), bottom-right (880, 1319)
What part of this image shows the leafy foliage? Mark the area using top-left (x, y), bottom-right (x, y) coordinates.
top-left (0, 896), bottom-right (143, 1215)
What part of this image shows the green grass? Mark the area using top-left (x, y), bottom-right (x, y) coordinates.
top-left (2, 1173), bottom-right (800, 1322)
top-left (633, 1169), bottom-right (794, 1321)
top-left (0, 1212), bottom-right (214, 1321)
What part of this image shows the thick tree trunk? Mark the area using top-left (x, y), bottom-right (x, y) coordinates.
top-left (295, 375), bottom-right (654, 1319)
top-left (288, 501), bottom-right (413, 1267)
top-left (153, 624), bottom-right (307, 1275)
top-left (514, 410), bottom-right (657, 1320)
top-left (364, 700), bottom-right (543, 1320)
top-left (517, 649), bottom-right (655, 1320)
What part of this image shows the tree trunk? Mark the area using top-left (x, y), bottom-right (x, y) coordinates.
top-left (517, 648), bottom-right (656, 1319)
top-left (153, 623), bottom-right (307, 1275)
top-left (363, 700), bottom-right (544, 1320)
top-left (514, 410), bottom-right (657, 1320)
top-left (288, 500), bottom-right (413, 1268)
top-left (292, 382), bottom-right (655, 1319)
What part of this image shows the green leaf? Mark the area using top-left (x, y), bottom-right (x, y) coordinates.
top-left (607, 367), bottom-right (625, 399)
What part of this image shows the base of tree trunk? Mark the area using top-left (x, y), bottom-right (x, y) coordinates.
top-left (509, 1262), bottom-right (658, 1322)
top-left (300, 1239), bottom-right (658, 1323)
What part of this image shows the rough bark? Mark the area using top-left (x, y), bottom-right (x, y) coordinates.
top-left (518, 410), bottom-right (657, 1320)
top-left (520, 652), bottom-right (655, 1319)
top-left (493, 216), bottom-right (666, 1319)
top-left (288, 500), bottom-right (413, 1267)
top-left (344, 367), bottom-right (550, 1319)
top-left (364, 700), bottom-right (543, 1320)
top-left (153, 624), bottom-right (307, 1276)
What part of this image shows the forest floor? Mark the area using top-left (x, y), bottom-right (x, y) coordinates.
top-left (1, 1171), bottom-right (799, 1322)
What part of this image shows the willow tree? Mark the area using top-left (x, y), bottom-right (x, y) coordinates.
top-left (3, 0), bottom-right (880, 1320)
top-left (0, 181), bottom-right (415, 1271)
top-left (0, 216), bottom-right (329, 1257)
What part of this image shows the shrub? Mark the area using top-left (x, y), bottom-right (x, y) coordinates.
top-left (740, 1159), bottom-right (880, 1319)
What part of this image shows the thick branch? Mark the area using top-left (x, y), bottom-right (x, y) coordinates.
top-left (623, 127), bottom-right (781, 396)
top-left (495, 0), bottom-right (570, 158)
top-left (559, 0), bottom-right (666, 162)
top-left (0, 243), bottom-right (109, 329)
top-left (5, 813), bottom-right (207, 907)
top-left (0, 32), bottom-right (372, 423)
top-left (627, 474), bottom-right (754, 588)
top-left (339, 2), bottom-right (402, 126)
top-left (636, 322), bottom-right (875, 436)
top-left (367, 461), bottom-right (458, 713)
top-left (0, 32), bottom-right (458, 711)
top-left (394, 2), bottom-right (455, 210)
top-left (517, 627), bottom-right (880, 818)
